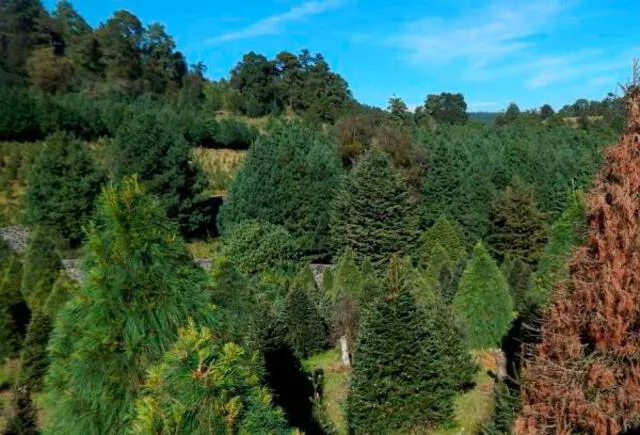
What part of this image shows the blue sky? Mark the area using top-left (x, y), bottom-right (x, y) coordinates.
top-left (43, 0), bottom-right (640, 111)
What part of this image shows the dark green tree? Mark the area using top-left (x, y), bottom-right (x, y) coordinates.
top-left (283, 270), bottom-right (327, 359)
top-left (330, 150), bottom-right (419, 264)
top-left (452, 243), bottom-right (513, 349)
top-left (527, 191), bottom-right (587, 309)
top-left (112, 105), bottom-right (208, 235)
top-left (347, 258), bottom-right (467, 433)
top-left (0, 240), bottom-right (26, 362)
top-left (219, 122), bottom-right (342, 259)
top-left (488, 179), bottom-right (547, 265)
top-left (425, 92), bottom-right (468, 125)
top-left (25, 133), bottom-right (104, 246)
top-left (130, 321), bottom-right (290, 434)
top-left (218, 220), bottom-right (299, 277)
top-left (43, 177), bottom-right (216, 434)
top-left (503, 257), bottom-right (532, 313)
top-left (539, 104), bottom-right (555, 120)
top-left (229, 51), bottom-right (281, 117)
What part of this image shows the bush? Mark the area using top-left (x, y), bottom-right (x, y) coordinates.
top-left (219, 220), bottom-right (299, 276)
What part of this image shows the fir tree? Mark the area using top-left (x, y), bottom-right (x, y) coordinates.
top-left (130, 321), bottom-right (290, 435)
top-left (219, 122), bottom-right (342, 259)
top-left (488, 178), bottom-right (547, 265)
top-left (347, 258), bottom-right (465, 433)
top-left (283, 270), bottom-right (326, 359)
top-left (24, 133), bottom-right (104, 246)
top-left (43, 177), bottom-right (216, 434)
top-left (418, 216), bottom-right (466, 269)
top-left (330, 150), bottom-right (419, 264)
top-left (112, 106), bottom-right (208, 235)
top-left (452, 243), bottom-right (513, 349)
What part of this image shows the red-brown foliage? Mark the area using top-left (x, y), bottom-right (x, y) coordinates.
top-left (517, 82), bottom-right (640, 435)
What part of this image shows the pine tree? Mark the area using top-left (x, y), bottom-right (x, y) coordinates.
top-left (517, 82), bottom-right (640, 434)
top-left (418, 216), bottom-right (466, 269)
top-left (130, 321), bottom-right (290, 435)
top-left (347, 258), bottom-right (466, 433)
top-left (112, 105), bottom-right (208, 236)
top-left (219, 121), bottom-right (342, 259)
top-left (24, 132), bottom-right (104, 246)
top-left (527, 191), bottom-right (587, 310)
top-left (331, 150), bottom-right (419, 264)
top-left (283, 270), bottom-right (326, 359)
top-left (43, 177), bottom-right (216, 434)
top-left (488, 178), bottom-right (547, 265)
top-left (452, 243), bottom-right (513, 349)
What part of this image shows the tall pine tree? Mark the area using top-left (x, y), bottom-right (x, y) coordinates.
top-left (43, 177), bottom-right (216, 434)
top-left (331, 150), bottom-right (419, 265)
top-left (488, 178), bottom-right (547, 265)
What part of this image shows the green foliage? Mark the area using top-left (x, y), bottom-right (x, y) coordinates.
top-left (527, 191), bottom-right (587, 309)
top-left (418, 216), bottom-right (467, 268)
top-left (0, 87), bottom-right (39, 141)
top-left (220, 122), bottom-right (342, 259)
top-left (488, 179), bottom-right (548, 264)
top-left (43, 177), bottom-right (216, 434)
top-left (112, 105), bottom-right (208, 235)
top-left (219, 220), bottom-right (299, 276)
top-left (480, 381), bottom-right (520, 435)
top-left (425, 92), bottom-right (468, 125)
top-left (453, 243), bottom-right (513, 349)
top-left (330, 150), bottom-right (419, 264)
top-left (131, 320), bottom-right (290, 435)
top-left (419, 123), bottom-right (609, 243)
top-left (15, 310), bottom-right (53, 393)
top-left (20, 227), bottom-right (62, 312)
top-left (503, 257), bottom-right (533, 313)
top-left (0, 240), bottom-right (26, 362)
top-left (347, 258), bottom-right (471, 433)
top-left (25, 133), bottom-right (104, 246)
top-left (208, 255), bottom-right (254, 344)
top-left (283, 270), bottom-right (327, 359)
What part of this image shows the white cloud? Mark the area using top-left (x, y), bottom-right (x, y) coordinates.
top-left (389, 0), bottom-right (569, 68)
top-left (204, 0), bottom-right (344, 44)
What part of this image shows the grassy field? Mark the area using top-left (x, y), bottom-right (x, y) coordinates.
top-left (192, 148), bottom-right (246, 196)
top-left (304, 348), bottom-right (351, 434)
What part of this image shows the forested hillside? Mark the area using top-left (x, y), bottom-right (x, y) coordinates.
top-left (0, 1), bottom-right (635, 434)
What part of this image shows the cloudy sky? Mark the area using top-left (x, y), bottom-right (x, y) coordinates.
top-left (43, 0), bottom-right (640, 111)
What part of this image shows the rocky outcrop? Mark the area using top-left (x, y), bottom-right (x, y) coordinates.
top-left (0, 225), bottom-right (30, 254)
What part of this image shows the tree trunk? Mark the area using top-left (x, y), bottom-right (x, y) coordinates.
top-left (340, 336), bottom-right (350, 366)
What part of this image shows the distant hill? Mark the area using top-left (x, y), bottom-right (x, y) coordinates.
top-left (469, 112), bottom-right (500, 124)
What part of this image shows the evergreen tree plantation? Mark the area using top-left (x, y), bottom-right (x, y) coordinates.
top-left (1, 1), bottom-right (639, 434)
